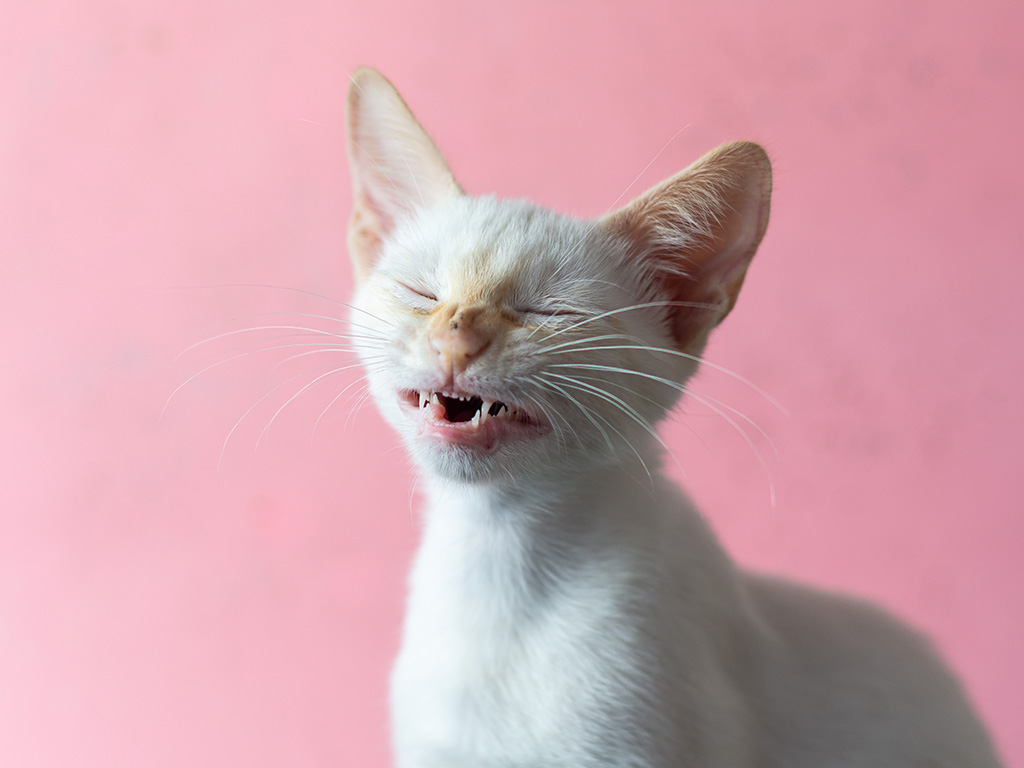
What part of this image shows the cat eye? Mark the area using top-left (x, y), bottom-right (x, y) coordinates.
top-left (513, 305), bottom-right (580, 320)
top-left (396, 282), bottom-right (439, 308)
top-left (402, 283), bottom-right (437, 301)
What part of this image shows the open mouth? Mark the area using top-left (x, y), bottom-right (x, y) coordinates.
top-left (399, 389), bottom-right (545, 449)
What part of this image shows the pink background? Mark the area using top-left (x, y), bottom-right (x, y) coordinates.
top-left (3, 1), bottom-right (1022, 765)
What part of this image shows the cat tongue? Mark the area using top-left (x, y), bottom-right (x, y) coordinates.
top-left (422, 396), bottom-right (496, 450)
top-left (426, 395), bottom-right (450, 422)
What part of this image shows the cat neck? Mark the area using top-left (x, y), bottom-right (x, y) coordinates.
top-left (422, 447), bottom-right (664, 534)
top-left (410, 448), bottom-right (671, 617)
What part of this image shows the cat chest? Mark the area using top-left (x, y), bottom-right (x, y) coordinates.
top-left (392, 568), bottom-right (652, 759)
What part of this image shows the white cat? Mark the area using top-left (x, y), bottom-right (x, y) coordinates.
top-left (344, 68), bottom-right (1002, 768)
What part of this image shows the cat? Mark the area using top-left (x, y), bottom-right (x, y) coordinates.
top-left (343, 68), bottom-right (1002, 768)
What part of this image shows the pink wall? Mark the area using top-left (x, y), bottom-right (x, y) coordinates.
top-left (3, 1), bottom-right (1022, 765)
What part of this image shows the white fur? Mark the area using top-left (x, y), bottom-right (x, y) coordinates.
top-left (345, 69), bottom-right (1002, 768)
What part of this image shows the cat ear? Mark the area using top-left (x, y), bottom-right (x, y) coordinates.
top-left (602, 141), bottom-right (771, 351)
top-left (346, 69), bottom-right (463, 282)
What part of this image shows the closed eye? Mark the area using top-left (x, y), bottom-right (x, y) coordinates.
top-left (514, 305), bottom-right (583, 319)
top-left (400, 283), bottom-right (437, 302)
top-left (390, 281), bottom-right (439, 314)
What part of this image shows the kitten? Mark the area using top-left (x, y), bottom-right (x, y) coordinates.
top-left (344, 68), bottom-right (1001, 768)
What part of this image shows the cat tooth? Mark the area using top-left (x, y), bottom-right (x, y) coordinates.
top-left (470, 410), bottom-right (481, 428)
top-left (419, 391), bottom-right (428, 409)
top-left (481, 400), bottom-right (494, 422)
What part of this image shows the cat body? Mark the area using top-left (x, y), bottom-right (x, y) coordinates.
top-left (344, 69), bottom-right (1001, 767)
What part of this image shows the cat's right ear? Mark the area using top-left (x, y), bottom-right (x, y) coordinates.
top-left (346, 69), bottom-right (462, 282)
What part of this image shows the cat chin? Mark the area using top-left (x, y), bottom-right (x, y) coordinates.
top-left (409, 443), bottom-right (529, 484)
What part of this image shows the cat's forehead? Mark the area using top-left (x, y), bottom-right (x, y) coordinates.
top-left (389, 196), bottom-right (616, 297)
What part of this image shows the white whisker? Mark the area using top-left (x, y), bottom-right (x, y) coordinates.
top-left (268, 346), bottom-right (367, 378)
top-left (161, 339), bottom-right (383, 423)
top-left (542, 300), bottom-right (710, 342)
top-left (518, 383), bottom-right (576, 451)
top-left (256, 361), bottom-right (371, 449)
top-left (343, 384), bottom-right (378, 434)
top-left (312, 378), bottom-right (371, 439)
top-left (539, 371), bottom-right (683, 478)
top-left (542, 338), bottom-right (787, 416)
top-left (685, 386), bottom-right (779, 461)
top-left (531, 375), bottom-right (615, 454)
top-left (549, 361), bottom-right (774, 506)
top-left (217, 355), bottom-right (386, 470)
top-left (176, 324), bottom-right (381, 360)
top-left (160, 282), bottom-right (395, 327)
top-left (211, 309), bottom-right (390, 339)
top-left (536, 375), bottom-right (651, 484)
top-left (559, 126), bottom-right (691, 264)
top-left (680, 387), bottom-right (776, 509)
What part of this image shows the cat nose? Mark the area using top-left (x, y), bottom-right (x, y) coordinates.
top-left (428, 304), bottom-right (492, 375)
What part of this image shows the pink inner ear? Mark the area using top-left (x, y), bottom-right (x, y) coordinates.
top-left (605, 141), bottom-right (772, 350)
top-left (656, 248), bottom-right (752, 350)
top-left (348, 198), bottom-right (385, 284)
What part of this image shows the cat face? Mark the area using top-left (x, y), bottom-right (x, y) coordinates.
top-left (352, 195), bottom-right (679, 482)
top-left (346, 70), bottom-right (771, 484)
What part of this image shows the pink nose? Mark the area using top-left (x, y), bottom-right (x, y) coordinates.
top-left (428, 305), bottom-right (491, 375)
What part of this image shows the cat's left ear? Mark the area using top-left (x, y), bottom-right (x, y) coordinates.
top-left (602, 141), bottom-right (771, 351)
top-left (346, 69), bottom-right (463, 282)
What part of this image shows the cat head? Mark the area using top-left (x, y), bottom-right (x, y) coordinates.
top-left (346, 69), bottom-right (771, 485)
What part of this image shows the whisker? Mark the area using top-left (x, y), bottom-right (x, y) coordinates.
top-left (557, 371), bottom-right (665, 412)
top-left (312, 377), bottom-right (371, 439)
top-left (564, 371), bottom-right (707, 463)
top-left (407, 466), bottom-right (424, 520)
top-left (530, 375), bottom-right (615, 454)
top-left (176, 323), bottom-right (381, 360)
top-left (684, 385), bottom-right (779, 461)
top-left (208, 309), bottom-right (390, 339)
top-left (534, 376), bottom-right (651, 484)
top-left (550, 361), bottom-right (774, 505)
top-left (679, 387), bottom-right (776, 509)
top-left (539, 371), bottom-right (683, 479)
top-left (161, 339), bottom-right (383, 422)
top-left (517, 385), bottom-right (576, 451)
top-left (256, 361), bottom-right (372, 449)
top-left (604, 125), bottom-right (693, 219)
top-left (217, 355), bottom-right (386, 470)
top-left (538, 331), bottom-right (648, 354)
top-left (542, 339), bottom-right (787, 416)
top-left (218, 363), bottom-right (342, 470)
top-left (560, 124), bottom-right (691, 263)
top-left (344, 384), bottom-right (378, 434)
top-left (162, 349), bottom-right (257, 424)
top-left (542, 300), bottom-right (717, 343)
top-left (159, 282), bottom-right (396, 327)
top-left (268, 346), bottom-right (365, 378)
